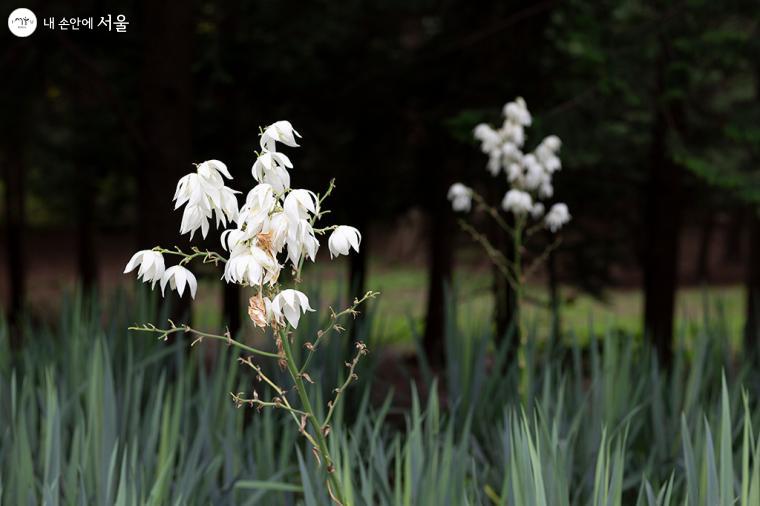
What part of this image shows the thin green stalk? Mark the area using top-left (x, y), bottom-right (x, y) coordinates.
top-left (128, 325), bottom-right (280, 359)
top-left (279, 328), bottom-right (346, 504)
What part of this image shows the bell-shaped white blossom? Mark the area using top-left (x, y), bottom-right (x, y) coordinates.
top-left (473, 123), bottom-right (501, 154)
top-left (500, 121), bottom-right (525, 147)
top-left (530, 202), bottom-right (545, 219)
top-left (160, 265), bottom-right (197, 298)
top-left (124, 250), bottom-right (165, 288)
top-left (542, 135), bottom-right (561, 152)
top-left (503, 97), bottom-right (532, 126)
top-left (447, 183), bottom-right (472, 212)
top-left (173, 159), bottom-right (240, 239)
top-left (539, 182), bottom-right (554, 199)
top-left (545, 203), bottom-right (571, 232)
top-left (501, 189), bottom-right (533, 215)
top-left (535, 137), bottom-right (562, 174)
top-left (487, 150), bottom-right (502, 176)
top-left (236, 184), bottom-right (278, 233)
top-left (271, 289), bottom-right (314, 328)
top-left (283, 189), bottom-right (319, 222)
top-left (221, 228), bottom-right (248, 252)
top-left (252, 151), bottom-right (293, 193)
top-left (523, 156), bottom-right (547, 191)
top-left (260, 120), bottom-right (301, 151)
top-left (285, 218), bottom-right (319, 267)
top-left (224, 243), bottom-right (281, 286)
top-left (197, 159), bottom-right (233, 181)
top-left (246, 183), bottom-right (277, 210)
top-left (506, 163), bottom-right (522, 184)
top-left (328, 226), bottom-right (361, 258)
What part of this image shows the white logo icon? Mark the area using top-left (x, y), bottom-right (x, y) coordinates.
top-left (8, 8), bottom-right (37, 37)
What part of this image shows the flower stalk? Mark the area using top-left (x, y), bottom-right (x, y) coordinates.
top-left (125, 120), bottom-right (377, 505)
top-left (448, 98), bottom-right (572, 398)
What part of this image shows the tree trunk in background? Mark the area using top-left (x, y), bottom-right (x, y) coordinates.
top-left (695, 213), bottom-right (714, 284)
top-left (3, 145), bottom-right (25, 351)
top-left (349, 213), bottom-right (368, 343)
top-left (77, 179), bottom-right (99, 292)
top-left (722, 211), bottom-right (745, 264)
top-left (492, 198), bottom-right (517, 345)
top-left (745, 210), bottom-right (760, 352)
top-left (547, 247), bottom-right (561, 340)
top-left (223, 284), bottom-right (241, 336)
top-left (423, 205), bottom-right (452, 368)
top-left (642, 44), bottom-right (682, 368)
top-left (138, 0), bottom-right (193, 321)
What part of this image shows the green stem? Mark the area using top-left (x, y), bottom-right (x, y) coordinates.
top-left (279, 328), bottom-right (346, 504)
top-left (512, 215), bottom-right (531, 403)
top-left (128, 325), bottom-right (279, 359)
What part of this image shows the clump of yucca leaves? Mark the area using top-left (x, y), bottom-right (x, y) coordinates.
top-left (0, 290), bottom-right (758, 505)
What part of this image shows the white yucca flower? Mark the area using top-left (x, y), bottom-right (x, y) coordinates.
top-left (542, 135), bottom-right (561, 152)
top-left (506, 163), bottom-right (523, 184)
top-left (501, 189), bottom-right (533, 215)
top-left (523, 157), bottom-right (547, 191)
top-left (447, 183), bottom-right (472, 212)
top-left (500, 121), bottom-right (525, 147)
top-left (174, 160), bottom-right (240, 239)
top-left (328, 226), bottom-right (361, 259)
top-left (271, 289), bottom-right (314, 328)
top-left (160, 265), bottom-right (198, 298)
top-left (220, 228), bottom-right (248, 252)
top-left (285, 218), bottom-right (319, 267)
top-left (539, 182), bottom-right (554, 199)
top-left (252, 151), bottom-right (293, 193)
top-left (545, 203), bottom-right (571, 232)
top-left (236, 184), bottom-right (278, 234)
top-left (260, 120), bottom-right (301, 151)
top-left (283, 189), bottom-right (319, 222)
top-left (503, 97), bottom-right (532, 126)
top-left (224, 244), bottom-right (282, 286)
top-left (473, 123), bottom-right (502, 154)
top-left (124, 250), bottom-right (165, 288)
top-left (530, 202), bottom-right (545, 219)
top-left (466, 97), bottom-right (569, 226)
top-left (487, 150), bottom-right (502, 176)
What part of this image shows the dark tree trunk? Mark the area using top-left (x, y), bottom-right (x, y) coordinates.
top-left (223, 283), bottom-right (241, 337)
top-left (349, 214), bottom-right (368, 342)
top-left (76, 180), bottom-right (99, 292)
top-left (744, 210), bottom-right (760, 352)
top-left (423, 206), bottom-right (453, 368)
top-left (642, 43), bottom-right (683, 368)
top-left (492, 201), bottom-right (517, 345)
top-left (695, 213), bottom-right (714, 284)
top-left (547, 247), bottom-right (561, 340)
top-left (723, 211), bottom-right (745, 263)
top-left (138, 0), bottom-right (194, 321)
top-left (3, 144), bottom-right (25, 351)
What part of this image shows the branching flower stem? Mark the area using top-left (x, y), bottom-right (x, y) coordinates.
top-left (128, 324), bottom-right (279, 359)
top-left (458, 219), bottom-right (519, 289)
top-left (471, 190), bottom-right (515, 238)
top-left (299, 291), bottom-right (378, 375)
top-left (153, 246), bottom-right (227, 265)
top-left (264, 177), bottom-right (358, 505)
top-left (126, 124), bottom-right (375, 506)
top-left (323, 342), bottom-right (367, 428)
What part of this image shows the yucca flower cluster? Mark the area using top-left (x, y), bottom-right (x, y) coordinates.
top-left (124, 120), bottom-right (361, 328)
top-left (125, 120), bottom-right (372, 505)
top-left (448, 97), bottom-right (571, 232)
top-left (447, 99), bottom-right (572, 393)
